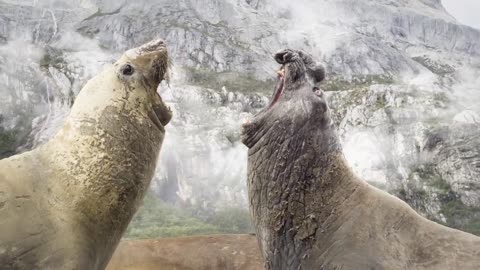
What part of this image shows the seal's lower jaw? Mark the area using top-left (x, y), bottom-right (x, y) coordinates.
top-left (153, 99), bottom-right (172, 126)
top-left (148, 92), bottom-right (172, 131)
top-left (148, 110), bottom-right (164, 131)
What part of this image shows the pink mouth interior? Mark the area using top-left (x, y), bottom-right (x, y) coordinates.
top-left (269, 74), bottom-right (285, 109)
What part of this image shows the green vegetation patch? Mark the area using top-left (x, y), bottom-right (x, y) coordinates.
top-left (440, 200), bottom-right (480, 236)
top-left (40, 49), bottom-right (65, 71)
top-left (323, 74), bottom-right (394, 92)
top-left (411, 56), bottom-right (455, 76)
top-left (182, 67), bottom-right (275, 94)
top-left (413, 164), bottom-right (451, 193)
top-left (125, 192), bottom-right (253, 239)
top-left (207, 207), bottom-right (253, 234)
top-left (0, 130), bottom-right (18, 158)
top-left (403, 164), bottom-right (480, 236)
top-left (0, 110), bottom-right (34, 158)
top-left (182, 68), bottom-right (395, 96)
top-left (82, 7), bottom-right (123, 22)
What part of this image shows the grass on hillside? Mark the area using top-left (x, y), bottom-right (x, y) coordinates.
top-left (125, 191), bottom-right (253, 239)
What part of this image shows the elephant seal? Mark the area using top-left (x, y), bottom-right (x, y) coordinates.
top-left (241, 49), bottom-right (480, 270)
top-left (0, 39), bottom-right (172, 270)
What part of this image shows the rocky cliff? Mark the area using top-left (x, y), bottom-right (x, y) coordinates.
top-left (0, 0), bottom-right (479, 235)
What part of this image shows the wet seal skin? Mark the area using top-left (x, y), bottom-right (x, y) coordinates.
top-left (242, 49), bottom-right (480, 270)
top-left (0, 39), bottom-right (172, 270)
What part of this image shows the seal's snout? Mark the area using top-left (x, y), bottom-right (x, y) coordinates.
top-left (125, 39), bottom-right (168, 60)
top-left (274, 49), bottom-right (299, 65)
top-left (138, 39), bottom-right (167, 54)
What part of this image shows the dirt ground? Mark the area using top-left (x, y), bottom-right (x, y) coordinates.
top-left (106, 234), bottom-right (263, 270)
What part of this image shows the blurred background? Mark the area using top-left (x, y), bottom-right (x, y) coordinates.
top-left (0, 0), bottom-right (479, 238)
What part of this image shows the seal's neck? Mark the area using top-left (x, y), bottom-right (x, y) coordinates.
top-left (248, 116), bottom-right (359, 213)
top-left (46, 96), bottom-right (162, 211)
top-left (274, 124), bottom-right (357, 204)
top-left (247, 116), bottom-right (360, 269)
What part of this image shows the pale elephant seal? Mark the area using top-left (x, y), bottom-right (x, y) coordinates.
top-left (0, 39), bottom-right (172, 270)
top-left (241, 49), bottom-right (480, 270)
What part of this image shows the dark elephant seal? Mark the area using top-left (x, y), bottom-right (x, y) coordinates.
top-left (0, 39), bottom-right (172, 270)
top-left (241, 49), bottom-right (480, 270)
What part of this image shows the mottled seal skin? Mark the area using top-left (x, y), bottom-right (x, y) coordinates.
top-left (0, 39), bottom-right (172, 270)
top-left (242, 49), bottom-right (480, 270)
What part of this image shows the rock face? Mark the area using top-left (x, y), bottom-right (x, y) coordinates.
top-left (0, 0), bottom-right (479, 234)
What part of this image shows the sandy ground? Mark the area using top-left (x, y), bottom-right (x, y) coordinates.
top-left (106, 234), bottom-right (263, 270)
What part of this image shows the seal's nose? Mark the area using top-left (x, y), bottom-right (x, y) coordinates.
top-left (125, 39), bottom-right (168, 59)
top-left (138, 39), bottom-right (167, 53)
top-left (274, 49), bottom-right (298, 64)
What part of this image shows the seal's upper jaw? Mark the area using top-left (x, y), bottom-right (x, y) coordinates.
top-left (274, 49), bottom-right (298, 65)
top-left (125, 39), bottom-right (167, 60)
top-left (267, 49), bottom-right (302, 108)
top-left (136, 39), bottom-right (167, 54)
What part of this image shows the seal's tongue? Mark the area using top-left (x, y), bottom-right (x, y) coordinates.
top-left (269, 68), bottom-right (285, 109)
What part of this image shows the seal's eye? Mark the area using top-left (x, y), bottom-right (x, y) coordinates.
top-left (121, 64), bottom-right (135, 76)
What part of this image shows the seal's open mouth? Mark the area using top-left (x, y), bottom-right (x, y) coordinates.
top-left (269, 67), bottom-right (285, 109)
top-left (128, 39), bottom-right (172, 131)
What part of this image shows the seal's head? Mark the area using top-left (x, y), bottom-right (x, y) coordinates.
top-left (117, 39), bottom-right (172, 129)
top-left (269, 49), bottom-right (326, 109)
top-left (69, 39), bottom-right (172, 132)
top-left (242, 49), bottom-right (331, 150)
